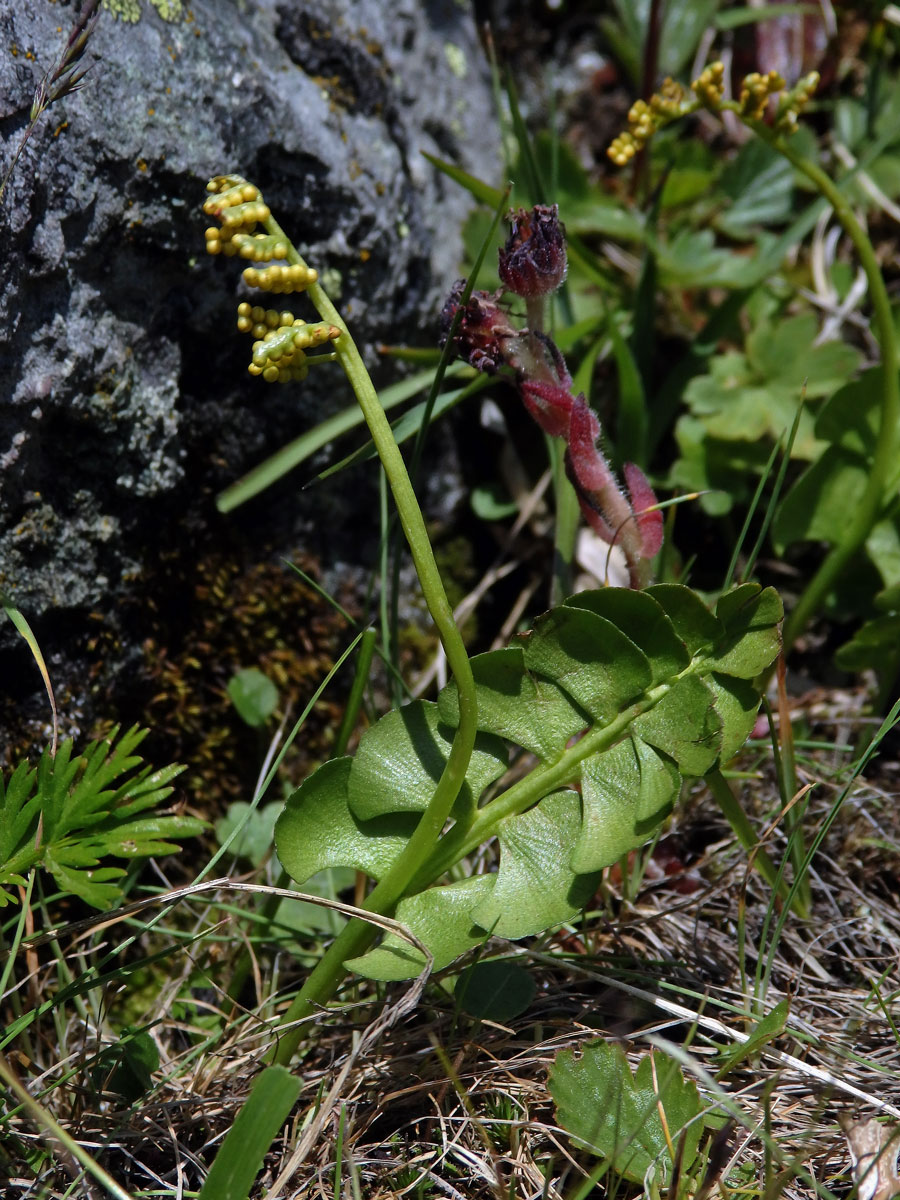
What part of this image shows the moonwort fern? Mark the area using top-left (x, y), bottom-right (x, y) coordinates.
top-left (0, 725), bottom-right (203, 908)
top-left (276, 582), bottom-right (781, 979)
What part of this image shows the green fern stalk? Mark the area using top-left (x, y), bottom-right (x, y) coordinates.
top-left (202, 177), bottom-right (478, 1062)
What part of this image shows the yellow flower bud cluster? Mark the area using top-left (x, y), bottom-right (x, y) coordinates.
top-left (775, 70), bottom-right (820, 132)
top-left (203, 176), bottom-right (271, 256)
top-left (691, 62), bottom-right (726, 108)
top-left (230, 232), bottom-right (290, 261)
top-left (236, 303), bottom-right (340, 383)
top-left (738, 70), bottom-right (785, 122)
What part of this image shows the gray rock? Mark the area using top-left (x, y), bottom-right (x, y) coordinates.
top-left (0, 0), bottom-right (499, 749)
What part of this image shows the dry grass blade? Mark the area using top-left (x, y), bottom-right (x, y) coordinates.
top-left (0, 0), bottom-right (101, 203)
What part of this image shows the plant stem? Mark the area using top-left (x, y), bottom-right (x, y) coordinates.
top-left (261, 217), bottom-right (478, 1064)
top-left (759, 131), bottom-right (900, 652)
top-left (704, 768), bottom-right (798, 912)
top-left (550, 439), bottom-right (579, 603)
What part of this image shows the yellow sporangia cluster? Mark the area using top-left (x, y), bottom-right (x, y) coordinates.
top-left (204, 177), bottom-right (271, 250)
top-left (237, 304), bottom-right (341, 383)
top-left (607, 62), bottom-right (820, 165)
top-left (204, 176), bottom-right (318, 296)
top-left (738, 70), bottom-right (785, 121)
top-left (204, 175), bottom-right (339, 382)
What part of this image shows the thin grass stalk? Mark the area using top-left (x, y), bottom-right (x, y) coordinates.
top-left (774, 657), bottom-right (812, 916)
top-left (758, 132), bottom-right (900, 653)
top-left (703, 768), bottom-right (796, 913)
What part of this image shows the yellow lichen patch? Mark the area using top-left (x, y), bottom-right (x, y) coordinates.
top-left (102, 0), bottom-right (184, 22)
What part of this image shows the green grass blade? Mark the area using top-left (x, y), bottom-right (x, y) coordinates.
top-left (197, 1065), bottom-right (301, 1200)
top-left (316, 376), bottom-right (490, 482)
top-left (2, 603), bottom-right (57, 752)
top-left (420, 151), bottom-right (505, 208)
top-left (216, 364), bottom-right (465, 512)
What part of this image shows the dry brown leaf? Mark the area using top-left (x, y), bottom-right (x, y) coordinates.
top-left (840, 1115), bottom-right (900, 1200)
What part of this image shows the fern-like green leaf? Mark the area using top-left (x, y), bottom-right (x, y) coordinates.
top-left (0, 728), bottom-right (200, 909)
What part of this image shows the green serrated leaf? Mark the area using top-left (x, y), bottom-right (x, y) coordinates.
top-left (275, 758), bottom-right (420, 887)
top-left (348, 701), bottom-right (508, 821)
top-left (437, 647), bottom-right (587, 762)
top-left (471, 790), bottom-right (600, 938)
top-left (574, 737), bottom-right (679, 873)
top-left (81, 815), bottom-right (207, 858)
top-left (43, 855), bottom-right (124, 908)
top-left (550, 1040), bottom-right (705, 1185)
top-left (0, 760), bottom-right (40, 863)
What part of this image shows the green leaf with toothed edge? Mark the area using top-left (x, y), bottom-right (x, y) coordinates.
top-left (550, 1039), bottom-right (707, 1185)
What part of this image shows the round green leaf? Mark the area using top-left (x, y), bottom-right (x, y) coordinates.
top-left (227, 667), bottom-right (279, 727)
top-left (346, 875), bottom-right (496, 981)
top-left (565, 589), bottom-right (690, 683)
top-left (707, 672), bottom-right (762, 760)
top-left (634, 675), bottom-right (722, 776)
top-left (348, 701), bottom-right (508, 820)
top-left (522, 607), bottom-right (651, 722)
top-left (573, 737), bottom-right (679, 874)
top-left (711, 585), bottom-right (783, 678)
top-left (471, 790), bottom-right (600, 938)
top-left (455, 960), bottom-right (536, 1022)
top-left (275, 758), bottom-right (420, 886)
top-left (438, 647), bottom-right (587, 762)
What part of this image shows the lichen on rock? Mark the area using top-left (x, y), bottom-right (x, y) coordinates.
top-left (102, 0), bottom-right (183, 23)
top-left (0, 0), bottom-right (500, 755)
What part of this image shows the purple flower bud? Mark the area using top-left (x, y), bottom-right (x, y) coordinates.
top-left (438, 282), bottom-right (517, 375)
top-left (498, 204), bottom-right (567, 299)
